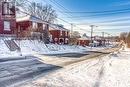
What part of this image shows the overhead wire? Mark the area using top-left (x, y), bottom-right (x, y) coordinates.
top-left (58, 8), bottom-right (130, 14)
top-left (18, 0), bottom-right (128, 35)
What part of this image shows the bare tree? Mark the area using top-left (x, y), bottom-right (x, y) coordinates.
top-left (71, 31), bottom-right (81, 38)
top-left (25, 2), bottom-right (57, 23)
top-left (23, 2), bottom-right (57, 43)
top-left (15, 0), bottom-right (27, 7)
top-left (69, 31), bottom-right (81, 45)
top-left (127, 32), bottom-right (130, 47)
top-left (120, 32), bottom-right (128, 43)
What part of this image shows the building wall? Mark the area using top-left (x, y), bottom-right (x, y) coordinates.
top-left (49, 29), bottom-right (69, 44)
top-left (17, 20), bottom-right (70, 44)
top-left (16, 21), bottom-right (45, 37)
top-left (0, 0), bottom-right (16, 35)
top-left (16, 21), bottom-right (31, 37)
top-left (78, 40), bottom-right (90, 46)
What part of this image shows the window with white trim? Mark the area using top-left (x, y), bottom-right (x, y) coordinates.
top-left (4, 21), bottom-right (11, 31)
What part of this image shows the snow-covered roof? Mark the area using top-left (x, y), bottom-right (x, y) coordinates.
top-left (16, 15), bottom-right (46, 24)
top-left (94, 36), bottom-right (102, 40)
top-left (49, 24), bottom-right (69, 31)
top-left (93, 40), bottom-right (100, 43)
top-left (78, 37), bottom-right (90, 40)
top-left (78, 36), bottom-right (91, 40)
top-left (17, 15), bottom-right (69, 31)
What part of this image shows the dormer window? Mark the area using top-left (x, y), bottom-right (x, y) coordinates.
top-left (2, 1), bottom-right (15, 15)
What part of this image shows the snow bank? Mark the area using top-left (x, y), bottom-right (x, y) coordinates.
top-left (15, 40), bottom-right (89, 55)
top-left (0, 39), bottom-right (20, 58)
top-left (0, 39), bottom-right (114, 58)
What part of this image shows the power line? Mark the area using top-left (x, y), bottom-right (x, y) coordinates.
top-left (20, 0), bottom-right (119, 35)
top-left (51, 0), bottom-right (70, 12)
top-left (30, 0), bottom-right (128, 33)
top-left (47, 0), bottom-right (130, 29)
top-left (17, 0), bottom-right (91, 34)
top-left (58, 8), bottom-right (130, 13)
top-left (46, 0), bottom-right (74, 21)
top-left (49, 0), bottom-right (74, 17)
top-left (60, 11), bottom-right (130, 18)
top-left (75, 18), bottom-right (130, 25)
top-left (49, 0), bottom-right (96, 33)
top-left (25, 0), bottom-right (71, 24)
top-left (46, 0), bottom-right (95, 33)
top-left (46, 0), bottom-right (73, 18)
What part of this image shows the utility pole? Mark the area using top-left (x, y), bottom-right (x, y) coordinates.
top-left (70, 23), bottom-right (73, 38)
top-left (107, 33), bottom-right (110, 46)
top-left (90, 25), bottom-right (97, 48)
top-left (90, 25), bottom-right (94, 45)
top-left (102, 32), bottom-right (105, 46)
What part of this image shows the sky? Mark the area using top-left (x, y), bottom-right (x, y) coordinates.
top-left (31, 0), bottom-right (130, 36)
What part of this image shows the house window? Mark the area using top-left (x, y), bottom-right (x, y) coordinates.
top-left (2, 1), bottom-right (15, 15)
top-left (60, 30), bottom-right (63, 36)
top-left (32, 22), bottom-right (38, 29)
top-left (4, 21), bottom-right (11, 31)
top-left (65, 31), bottom-right (68, 36)
top-left (65, 38), bottom-right (68, 44)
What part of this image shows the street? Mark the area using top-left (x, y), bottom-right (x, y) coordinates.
top-left (0, 47), bottom-right (119, 87)
top-left (0, 56), bottom-right (62, 87)
top-left (18, 47), bottom-right (130, 87)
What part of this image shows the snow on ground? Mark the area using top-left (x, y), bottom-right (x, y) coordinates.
top-left (0, 39), bottom-right (20, 58)
top-left (16, 40), bottom-right (89, 55)
top-left (19, 47), bottom-right (130, 87)
top-left (0, 39), bottom-right (113, 58)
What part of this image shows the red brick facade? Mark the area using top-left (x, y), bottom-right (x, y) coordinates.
top-left (16, 16), bottom-right (46, 37)
top-left (49, 28), bottom-right (69, 44)
top-left (0, 0), bottom-right (16, 34)
top-left (16, 16), bottom-right (70, 44)
top-left (78, 39), bottom-right (90, 46)
top-left (77, 37), bottom-right (90, 46)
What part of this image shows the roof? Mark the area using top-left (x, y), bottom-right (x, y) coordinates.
top-left (94, 36), bottom-right (102, 40)
top-left (17, 15), bottom-right (69, 31)
top-left (78, 36), bottom-right (91, 40)
top-left (93, 41), bottom-right (100, 43)
top-left (49, 24), bottom-right (69, 31)
top-left (16, 15), bottom-right (46, 24)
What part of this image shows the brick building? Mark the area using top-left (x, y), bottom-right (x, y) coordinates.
top-left (49, 24), bottom-right (69, 44)
top-left (78, 36), bottom-right (90, 46)
top-left (16, 16), bottom-right (70, 44)
top-left (16, 15), bottom-right (47, 37)
top-left (0, 0), bottom-right (16, 35)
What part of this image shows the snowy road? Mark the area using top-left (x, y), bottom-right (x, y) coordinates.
top-left (18, 48), bottom-right (130, 87)
top-left (0, 56), bottom-right (62, 87)
top-left (0, 47), bottom-right (120, 87)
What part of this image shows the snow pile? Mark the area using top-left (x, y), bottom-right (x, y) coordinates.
top-left (0, 39), bottom-right (89, 57)
top-left (19, 48), bottom-right (130, 87)
top-left (0, 39), bottom-right (114, 57)
top-left (15, 40), bottom-right (89, 55)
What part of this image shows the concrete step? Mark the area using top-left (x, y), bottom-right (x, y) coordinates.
top-left (4, 40), bottom-right (20, 51)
